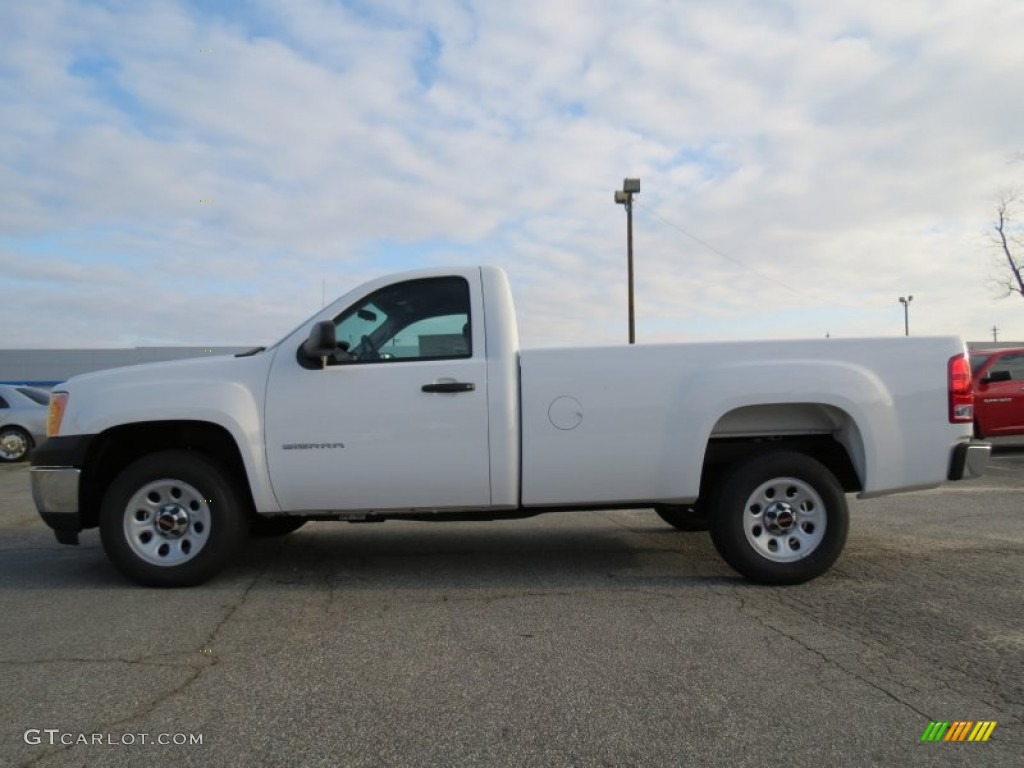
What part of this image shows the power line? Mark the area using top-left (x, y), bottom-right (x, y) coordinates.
top-left (636, 201), bottom-right (842, 304)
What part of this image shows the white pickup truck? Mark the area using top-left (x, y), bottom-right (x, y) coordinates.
top-left (31, 266), bottom-right (989, 587)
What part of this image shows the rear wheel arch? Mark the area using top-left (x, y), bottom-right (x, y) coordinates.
top-left (657, 430), bottom-right (859, 535)
top-left (705, 403), bottom-right (865, 493)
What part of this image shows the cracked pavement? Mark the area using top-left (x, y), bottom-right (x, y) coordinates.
top-left (1, 456), bottom-right (1021, 767)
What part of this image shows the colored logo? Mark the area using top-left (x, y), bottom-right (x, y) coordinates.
top-left (920, 721), bottom-right (996, 742)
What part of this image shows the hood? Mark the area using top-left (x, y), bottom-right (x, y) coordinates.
top-left (61, 353), bottom-right (260, 392)
top-left (54, 351), bottom-right (276, 438)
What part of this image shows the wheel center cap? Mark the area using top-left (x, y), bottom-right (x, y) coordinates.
top-left (155, 504), bottom-right (190, 538)
top-left (764, 501), bottom-right (797, 534)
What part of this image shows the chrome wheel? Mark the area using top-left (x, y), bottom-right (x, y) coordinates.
top-left (710, 450), bottom-right (848, 584)
top-left (102, 451), bottom-right (247, 587)
top-left (0, 428), bottom-right (31, 462)
top-left (123, 478), bottom-right (212, 566)
top-left (742, 476), bottom-right (826, 563)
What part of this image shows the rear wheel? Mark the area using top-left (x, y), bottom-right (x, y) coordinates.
top-left (709, 451), bottom-right (848, 585)
top-left (0, 426), bottom-right (33, 462)
top-left (654, 503), bottom-right (710, 531)
top-left (100, 451), bottom-right (247, 587)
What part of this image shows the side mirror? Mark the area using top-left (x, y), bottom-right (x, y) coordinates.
top-left (301, 321), bottom-right (337, 362)
top-left (982, 369), bottom-right (1012, 384)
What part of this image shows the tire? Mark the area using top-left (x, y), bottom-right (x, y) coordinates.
top-left (0, 426), bottom-right (33, 463)
top-left (250, 516), bottom-right (306, 537)
top-left (100, 451), bottom-right (248, 587)
top-left (709, 451), bottom-right (848, 585)
top-left (654, 503), bottom-right (710, 531)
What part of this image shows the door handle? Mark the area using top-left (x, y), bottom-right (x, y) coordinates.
top-left (422, 382), bottom-right (475, 393)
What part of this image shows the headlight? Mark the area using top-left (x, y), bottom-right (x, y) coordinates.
top-left (47, 392), bottom-right (69, 437)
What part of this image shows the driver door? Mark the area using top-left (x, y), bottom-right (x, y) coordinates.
top-left (264, 273), bottom-right (491, 512)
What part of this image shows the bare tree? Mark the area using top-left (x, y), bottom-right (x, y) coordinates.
top-left (991, 191), bottom-right (1024, 299)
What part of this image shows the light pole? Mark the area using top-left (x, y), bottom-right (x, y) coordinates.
top-left (615, 178), bottom-right (641, 344)
top-left (898, 295), bottom-right (913, 336)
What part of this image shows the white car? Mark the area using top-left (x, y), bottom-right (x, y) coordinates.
top-left (0, 384), bottom-right (49, 462)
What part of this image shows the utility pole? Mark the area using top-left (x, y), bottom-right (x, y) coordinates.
top-left (614, 178), bottom-right (641, 344)
top-left (898, 295), bottom-right (913, 336)
top-left (992, 325), bottom-right (999, 343)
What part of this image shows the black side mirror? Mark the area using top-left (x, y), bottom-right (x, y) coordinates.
top-left (299, 321), bottom-right (337, 367)
top-left (982, 370), bottom-right (1012, 384)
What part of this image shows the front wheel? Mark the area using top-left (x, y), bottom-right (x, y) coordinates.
top-left (709, 451), bottom-right (848, 585)
top-left (100, 451), bottom-right (248, 587)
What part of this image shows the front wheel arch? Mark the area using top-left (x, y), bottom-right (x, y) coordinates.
top-left (80, 420), bottom-right (255, 530)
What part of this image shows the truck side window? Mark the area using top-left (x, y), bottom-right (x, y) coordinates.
top-left (992, 353), bottom-right (1024, 380)
top-left (329, 277), bottom-right (472, 364)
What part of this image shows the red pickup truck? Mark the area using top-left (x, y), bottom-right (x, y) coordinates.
top-left (972, 347), bottom-right (1024, 437)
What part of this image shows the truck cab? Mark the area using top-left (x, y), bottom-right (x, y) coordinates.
top-left (971, 347), bottom-right (1024, 438)
top-left (265, 266), bottom-right (520, 512)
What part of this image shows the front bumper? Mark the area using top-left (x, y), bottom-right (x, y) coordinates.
top-left (31, 467), bottom-right (82, 544)
top-left (30, 435), bottom-right (95, 546)
top-left (948, 441), bottom-right (991, 481)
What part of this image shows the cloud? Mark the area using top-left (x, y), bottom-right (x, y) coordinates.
top-left (1, 0), bottom-right (1023, 349)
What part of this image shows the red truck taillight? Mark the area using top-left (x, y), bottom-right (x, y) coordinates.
top-left (948, 354), bottom-right (973, 423)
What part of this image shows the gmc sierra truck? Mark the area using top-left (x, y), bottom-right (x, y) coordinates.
top-left (31, 266), bottom-right (990, 587)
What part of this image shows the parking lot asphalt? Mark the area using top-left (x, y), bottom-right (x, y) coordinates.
top-left (1, 454), bottom-right (1022, 768)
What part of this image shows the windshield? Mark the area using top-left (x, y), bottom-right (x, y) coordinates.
top-left (970, 354), bottom-right (991, 376)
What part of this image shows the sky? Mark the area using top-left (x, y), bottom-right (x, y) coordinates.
top-left (2, 0), bottom-right (1024, 349)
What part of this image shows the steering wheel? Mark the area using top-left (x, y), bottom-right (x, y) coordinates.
top-left (360, 334), bottom-right (380, 361)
